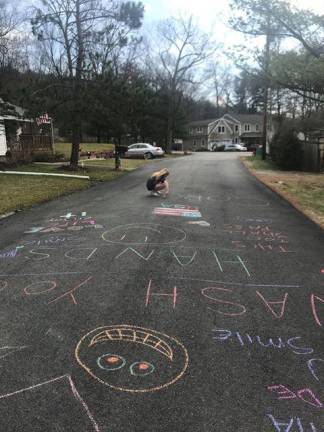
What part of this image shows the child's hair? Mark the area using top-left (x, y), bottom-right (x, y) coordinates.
top-left (152, 168), bottom-right (169, 179)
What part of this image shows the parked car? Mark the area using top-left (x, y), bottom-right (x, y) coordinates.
top-left (224, 143), bottom-right (247, 152)
top-left (211, 140), bottom-right (231, 151)
top-left (125, 143), bottom-right (165, 159)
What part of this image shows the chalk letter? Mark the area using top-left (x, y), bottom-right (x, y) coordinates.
top-left (287, 337), bottom-right (313, 355)
top-left (201, 287), bottom-right (246, 316)
top-left (256, 291), bottom-right (288, 319)
top-left (48, 276), bottom-right (92, 306)
top-left (311, 294), bottom-right (324, 327)
top-left (115, 247), bottom-right (155, 261)
top-left (24, 280), bottom-right (57, 295)
top-left (267, 385), bottom-right (297, 400)
top-left (267, 414), bottom-right (294, 432)
top-left (28, 248), bottom-right (53, 260)
top-left (145, 279), bottom-right (177, 308)
top-left (212, 329), bottom-right (232, 342)
top-left (307, 358), bottom-right (324, 382)
top-left (297, 388), bottom-right (323, 408)
top-left (65, 248), bottom-right (98, 260)
top-left (256, 336), bottom-right (285, 349)
top-left (172, 249), bottom-right (197, 266)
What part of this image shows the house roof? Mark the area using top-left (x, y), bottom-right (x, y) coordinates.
top-left (227, 113), bottom-right (263, 124)
top-left (0, 98), bottom-right (26, 119)
top-left (187, 113), bottom-right (264, 128)
top-left (187, 119), bottom-right (216, 127)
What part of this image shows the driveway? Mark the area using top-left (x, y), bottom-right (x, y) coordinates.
top-left (0, 152), bottom-right (323, 431)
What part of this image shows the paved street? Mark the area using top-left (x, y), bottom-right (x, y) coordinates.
top-left (0, 152), bottom-right (323, 431)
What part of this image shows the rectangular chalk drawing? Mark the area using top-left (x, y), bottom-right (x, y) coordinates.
top-left (154, 204), bottom-right (202, 218)
top-left (0, 375), bottom-right (100, 431)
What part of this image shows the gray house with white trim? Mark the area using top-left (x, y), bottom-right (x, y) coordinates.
top-left (185, 113), bottom-right (274, 151)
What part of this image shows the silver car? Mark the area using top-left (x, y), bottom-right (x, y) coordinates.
top-left (125, 143), bottom-right (165, 159)
top-left (224, 143), bottom-right (247, 152)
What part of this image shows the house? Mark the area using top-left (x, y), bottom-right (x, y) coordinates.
top-left (185, 113), bottom-right (275, 151)
top-left (185, 118), bottom-right (215, 150)
top-left (0, 98), bottom-right (53, 159)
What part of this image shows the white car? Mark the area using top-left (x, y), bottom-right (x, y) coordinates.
top-left (211, 140), bottom-right (231, 151)
top-left (224, 143), bottom-right (247, 152)
top-left (125, 143), bottom-right (165, 159)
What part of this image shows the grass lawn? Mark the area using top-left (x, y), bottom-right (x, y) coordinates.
top-left (242, 155), bottom-right (324, 229)
top-left (0, 158), bottom-right (148, 215)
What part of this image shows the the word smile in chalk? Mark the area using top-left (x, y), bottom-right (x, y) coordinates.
top-left (212, 329), bottom-right (314, 355)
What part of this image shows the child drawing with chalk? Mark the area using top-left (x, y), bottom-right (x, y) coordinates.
top-left (146, 168), bottom-right (170, 198)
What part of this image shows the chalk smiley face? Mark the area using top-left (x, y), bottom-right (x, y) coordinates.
top-left (101, 223), bottom-right (186, 245)
top-left (75, 325), bottom-right (189, 393)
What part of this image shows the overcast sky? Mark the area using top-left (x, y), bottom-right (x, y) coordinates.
top-left (143, 0), bottom-right (324, 49)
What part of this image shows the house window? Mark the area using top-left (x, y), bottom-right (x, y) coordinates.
top-left (255, 124), bottom-right (259, 131)
top-left (196, 127), bottom-right (202, 133)
top-left (235, 138), bottom-right (238, 143)
top-left (193, 140), bottom-right (196, 146)
top-left (235, 125), bottom-right (239, 132)
top-left (244, 124), bottom-right (250, 132)
top-left (218, 126), bottom-right (225, 133)
top-left (202, 139), bottom-right (205, 146)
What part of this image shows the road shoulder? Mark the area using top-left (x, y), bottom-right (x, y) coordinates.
top-left (241, 157), bottom-right (324, 230)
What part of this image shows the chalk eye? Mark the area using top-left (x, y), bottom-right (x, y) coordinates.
top-left (97, 354), bottom-right (126, 371)
top-left (130, 361), bottom-right (155, 376)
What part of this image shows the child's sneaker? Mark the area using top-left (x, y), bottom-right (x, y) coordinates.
top-left (151, 191), bottom-right (159, 197)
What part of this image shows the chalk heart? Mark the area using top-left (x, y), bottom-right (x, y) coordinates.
top-left (75, 325), bottom-right (189, 393)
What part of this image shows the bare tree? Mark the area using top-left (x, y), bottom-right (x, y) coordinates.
top-left (0, 0), bottom-right (22, 65)
top-left (31, 0), bottom-right (144, 168)
top-left (206, 60), bottom-right (233, 116)
top-left (153, 15), bottom-right (214, 152)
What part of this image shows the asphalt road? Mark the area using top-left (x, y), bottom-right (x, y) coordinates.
top-left (0, 152), bottom-right (323, 432)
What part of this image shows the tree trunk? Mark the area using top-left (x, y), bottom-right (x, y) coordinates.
top-left (70, 116), bottom-right (80, 169)
top-left (166, 116), bottom-right (173, 153)
top-left (69, 0), bottom-right (83, 169)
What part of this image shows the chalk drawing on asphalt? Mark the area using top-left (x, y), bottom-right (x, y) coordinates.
top-left (24, 213), bottom-right (103, 234)
top-left (154, 205), bottom-right (202, 218)
top-left (171, 249), bottom-right (197, 267)
top-left (75, 325), bottom-right (189, 393)
top-left (0, 374), bottom-right (100, 431)
top-left (187, 221), bottom-right (210, 227)
top-left (102, 223), bottom-right (187, 245)
top-left (115, 247), bottom-right (155, 261)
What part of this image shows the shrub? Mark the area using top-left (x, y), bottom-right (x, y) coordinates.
top-left (270, 127), bottom-right (303, 170)
top-left (195, 147), bottom-right (209, 152)
top-left (32, 152), bottom-right (65, 162)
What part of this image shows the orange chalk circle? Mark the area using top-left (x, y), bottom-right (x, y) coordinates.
top-left (75, 325), bottom-right (189, 393)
